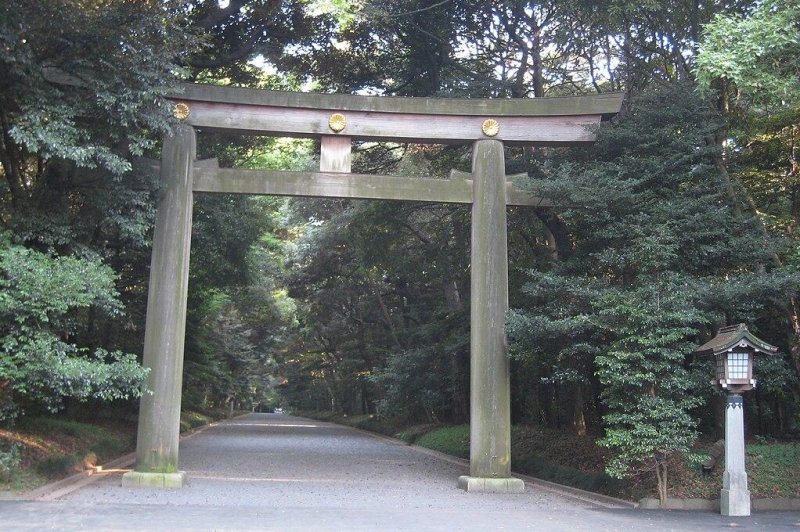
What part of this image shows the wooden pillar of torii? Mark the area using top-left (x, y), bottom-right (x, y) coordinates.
top-left (121, 84), bottom-right (622, 490)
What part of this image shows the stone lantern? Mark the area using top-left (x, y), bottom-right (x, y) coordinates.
top-left (695, 323), bottom-right (778, 517)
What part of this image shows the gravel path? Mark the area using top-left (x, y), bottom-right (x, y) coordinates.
top-left (62, 413), bottom-right (573, 511)
top-left (3, 413), bottom-right (797, 530)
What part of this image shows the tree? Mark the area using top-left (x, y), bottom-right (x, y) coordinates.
top-left (696, 0), bottom-right (800, 391)
top-left (696, 0), bottom-right (800, 110)
top-left (508, 82), bottom-right (797, 502)
top-left (0, 235), bottom-right (148, 422)
top-left (0, 1), bottom-right (199, 422)
top-left (281, 143), bottom-right (473, 421)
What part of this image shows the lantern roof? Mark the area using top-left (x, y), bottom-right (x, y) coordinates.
top-left (694, 323), bottom-right (778, 356)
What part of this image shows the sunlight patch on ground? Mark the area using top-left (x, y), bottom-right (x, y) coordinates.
top-left (225, 423), bottom-right (320, 428)
top-left (187, 474), bottom-right (343, 483)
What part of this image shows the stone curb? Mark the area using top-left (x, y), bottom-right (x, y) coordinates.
top-left (338, 421), bottom-right (637, 509)
top-left (639, 497), bottom-right (800, 511)
top-left (18, 418), bottom-right (221, 501)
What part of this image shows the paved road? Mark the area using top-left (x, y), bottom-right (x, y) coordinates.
top-left (2, 413), bottom-right (799, 530)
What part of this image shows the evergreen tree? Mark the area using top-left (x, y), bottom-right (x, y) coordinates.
top-left (508, 82), bottom-right (798, 502)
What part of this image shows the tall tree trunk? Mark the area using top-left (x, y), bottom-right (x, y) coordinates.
top-left (571, 382), bottom-right (588, 436)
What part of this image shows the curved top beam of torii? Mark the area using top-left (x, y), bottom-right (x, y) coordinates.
top-left (170, 83), bottom-right (624, 145)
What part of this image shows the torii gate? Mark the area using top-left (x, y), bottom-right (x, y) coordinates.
top-left (122, 84), bottom-right (623, 491)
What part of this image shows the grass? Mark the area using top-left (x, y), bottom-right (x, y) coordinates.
top-left (747, 443), bottom-right (800, 498)
top-left (640, 441), bottom-right (800, 500)
top-left (395, 423), bottom-right (441, 444)
top-left (415, 425), bottom-right (470, 459)
top-left (412, 424), bottom-right (629, 498)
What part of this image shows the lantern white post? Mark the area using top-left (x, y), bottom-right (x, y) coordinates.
top-left (695, 324), bottom-right (777, 517)
top-left (721, 394), bottom-right (750, 516)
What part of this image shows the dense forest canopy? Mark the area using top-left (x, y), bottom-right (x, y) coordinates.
top-left (1, 0), bottom-right (799, 492)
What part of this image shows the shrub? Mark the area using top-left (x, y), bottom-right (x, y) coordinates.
top-left (0, 443), bottom-right (21, 483)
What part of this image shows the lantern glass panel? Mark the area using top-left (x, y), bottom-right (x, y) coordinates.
top-left (727, 351), bottom-right (749, 380)
top-left (715, 354), bottom-right (726, 380)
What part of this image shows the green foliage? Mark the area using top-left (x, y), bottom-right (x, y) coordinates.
top-left (183, 166), bottom-right (298, 414)
top-left (373, 347), bottom-right (456, 422)
top-left (0, 237), bottom-right (147, 421)
top-left (595, 279), bottom-right (705, 480)
top-left (180, 411), bottom-right (214, 433)
top-left (0, 443), bottom-right (21, 483)
top-left (394, 423), bottom-right (441, 444)
top-left (696, 0), bottom-right (800, 109)
top-left (0, 0), bottom-right (197, 174)
top-left (283, 153), bottom-right (473, 418)
top-left (509, 82), bottom-right (798, 497)
top-left (514, 455), bottom-right (627, 498)
top-left (747, 442), bottom-right (800, 497)
top-left (415, 425), bottom-right (470, 459)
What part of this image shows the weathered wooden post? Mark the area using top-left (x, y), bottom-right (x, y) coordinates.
top-left (457, 140), bottom-right (525, 493)
top-left (122, 124), bottom-right (196, 488)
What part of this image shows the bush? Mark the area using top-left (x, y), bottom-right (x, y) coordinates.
top-left (0, 443), bottom-right (21, 483)
top-left (395, 424), bottom-right (441, 444)
top-left (180, 411), bottom-right (213, 433)
top-left (0, 240), bottom-right (149, 424)
top-left (35, 455), bottom-right (81, 478)
top-left (514, 455), bottom-right (627, 497)
top-left (415, 425), bottom-right (470, 459)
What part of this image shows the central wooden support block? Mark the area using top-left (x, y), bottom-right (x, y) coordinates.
top-left (320, 135), bottom-right (351, 173)
top-left (462, 139), bottom-right (523, 493)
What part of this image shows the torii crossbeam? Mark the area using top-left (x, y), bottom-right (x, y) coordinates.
top-left (122, 84), bottom-right (623, 491)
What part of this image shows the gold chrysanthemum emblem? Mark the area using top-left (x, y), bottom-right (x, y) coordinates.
top-left (173, 103), bottom-right (191, 121)
top-left (481, 118), bottom-right (500, 137)
top-left (328, 113), bottom-right (347, 133)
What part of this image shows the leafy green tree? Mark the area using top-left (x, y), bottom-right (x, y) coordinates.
top-left (696, 0), bottom-right (800, 389)
top-left (1, 1), bottom-right (197, 195)
top-left (183, 120), bottom-right (308, 414)
top-left (282, 143), bottom-right (473, 421)
top-left (696, 0), bottom-right (800, 110)
top-left (0, 235), bottom-right (148, 422)
top-left (0, 1), bottom-right (201, 423)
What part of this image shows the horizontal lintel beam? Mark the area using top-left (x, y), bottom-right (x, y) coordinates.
top-left (191, 165), bottom-right (550, 207)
